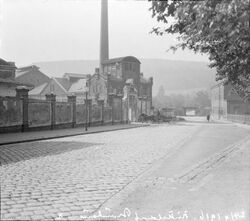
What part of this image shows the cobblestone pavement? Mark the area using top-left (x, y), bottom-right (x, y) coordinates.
top-left (0, 123), bottom-right (201, 220)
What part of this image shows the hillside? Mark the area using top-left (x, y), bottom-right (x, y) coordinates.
top-left (34, 59), bottom-right (217, 95)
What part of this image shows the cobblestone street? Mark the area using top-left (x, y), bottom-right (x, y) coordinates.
top-left (0, 123), bottom-right (200, 220)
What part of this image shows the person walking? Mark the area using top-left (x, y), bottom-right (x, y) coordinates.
top-left (207, 114), bottom-right (210, 122)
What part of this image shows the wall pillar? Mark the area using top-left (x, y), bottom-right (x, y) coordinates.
top-left (16, 86), bottom-right (29, 132)
top-left (46, 93), bottom-right (56, 130)
top-left (68, 95), bottom-right (76, 128)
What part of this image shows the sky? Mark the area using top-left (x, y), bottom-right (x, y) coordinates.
top-left (0, 0), bottom-right (209, 67)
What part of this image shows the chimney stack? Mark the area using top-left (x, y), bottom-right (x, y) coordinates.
top-left (99, 0), bottom-right (109, 74)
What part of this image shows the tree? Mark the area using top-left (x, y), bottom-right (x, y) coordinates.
top-left (194, 90), bottom-right (211, 108)
top-left (149, 0), bottom-right (250, 99)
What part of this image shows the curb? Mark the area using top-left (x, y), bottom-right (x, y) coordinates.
top-left (212, 119), bottom-right (250, 129)
top-left (0, 124), bottom-right (149, 146)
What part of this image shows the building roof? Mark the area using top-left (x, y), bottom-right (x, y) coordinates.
top-left (30, 76), bottom-right (88, 96)
top-left (0, 77), bottom-right (32, 87)
top-left (54, 77), bottom-right (71, 91)
top-left (17, 65), bottom-right (39, 71)
top-left (16, 65), bottom-right (46, 78)
top-left (63, 73), bottom-right (88, 79)
top-left (68, 79), bottom-right (87, 94)
top-left (29, 82), bottom-right (48, 95)
top-left (102, 56), bottom-right (141, 65)
top-left (161, 107), bottom-right (175, 111)
top-left (0, 58), bottom-right (9, 66)
top-left (0, 58), bottom-right (16, 68)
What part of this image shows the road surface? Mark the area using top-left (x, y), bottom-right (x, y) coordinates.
top-left (0, 119), bottom-right (249, 220)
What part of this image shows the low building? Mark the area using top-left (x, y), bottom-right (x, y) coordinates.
top-left (0, 58), bottom-right (31, 97)
top-left (183, 107), bottom-right (198, 116)
top-left (211, 82), bottom-right (250, 119)
top-left (15, 65), bottom-right (50, 89)
top-left (161, 107), bottom-right (175, 118)
top-left (29, 73), bottom-right (88, 101)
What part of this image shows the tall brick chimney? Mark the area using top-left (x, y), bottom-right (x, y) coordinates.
top-left (99, 0), bottom-right (109, 74)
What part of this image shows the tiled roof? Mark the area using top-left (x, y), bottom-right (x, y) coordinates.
top-left (54, 78), bottom-right (71, 91)
top-left (29, 82), bottom-right (48, 95)
top-left (15, 70), bottom-right (30, 78)
top-left (68, 79), bottom-right (87, 94)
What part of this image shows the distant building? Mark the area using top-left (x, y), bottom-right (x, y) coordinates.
top-left (183, 107), bottom-right (197, 116)
top-left (89, 56), bottom-right (153, 107)
top-left (0, 58), bottom-right (31, 97)
top-left (29, 73), bottom-right (88, 101)
top-left (91, 0), bottom-right (154, 121)
top-left (16, 65), bottom-right (50, 89)
top-left (161, 107), bottom-right (175, 117)
top-left (211, 82), bottom-right (250, 119)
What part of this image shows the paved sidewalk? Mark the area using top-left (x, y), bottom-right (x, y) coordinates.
top-left (0, 123), bottom-right (148, 146)
top-left (100, 122), bottom-right (250, 221)
top-left (211, 118), bottom-right (250, 130)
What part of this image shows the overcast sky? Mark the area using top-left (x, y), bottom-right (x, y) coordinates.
top-left (0, 0), bottom-right (209, 66)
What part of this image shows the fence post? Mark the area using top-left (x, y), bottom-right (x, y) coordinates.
top-left (68, 95), bottom-right (76, 128)
top-left (98, 99), bottom-right (104, 125)
top-left (46, 93), bottom-right (56, 130)
top-left (16, 86), bottom-right (29, 132)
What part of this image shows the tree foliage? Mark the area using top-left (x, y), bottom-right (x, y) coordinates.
top-left (150, 0), bottom-right (250, 99)
top-left (153, 87), bottom-right (210, 110)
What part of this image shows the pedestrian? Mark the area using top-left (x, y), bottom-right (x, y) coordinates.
top-left (207, 114), bottom-right (210, 122)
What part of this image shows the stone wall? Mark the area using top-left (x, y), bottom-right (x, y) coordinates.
top-left (0, 93), bottom-right (126, 133)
